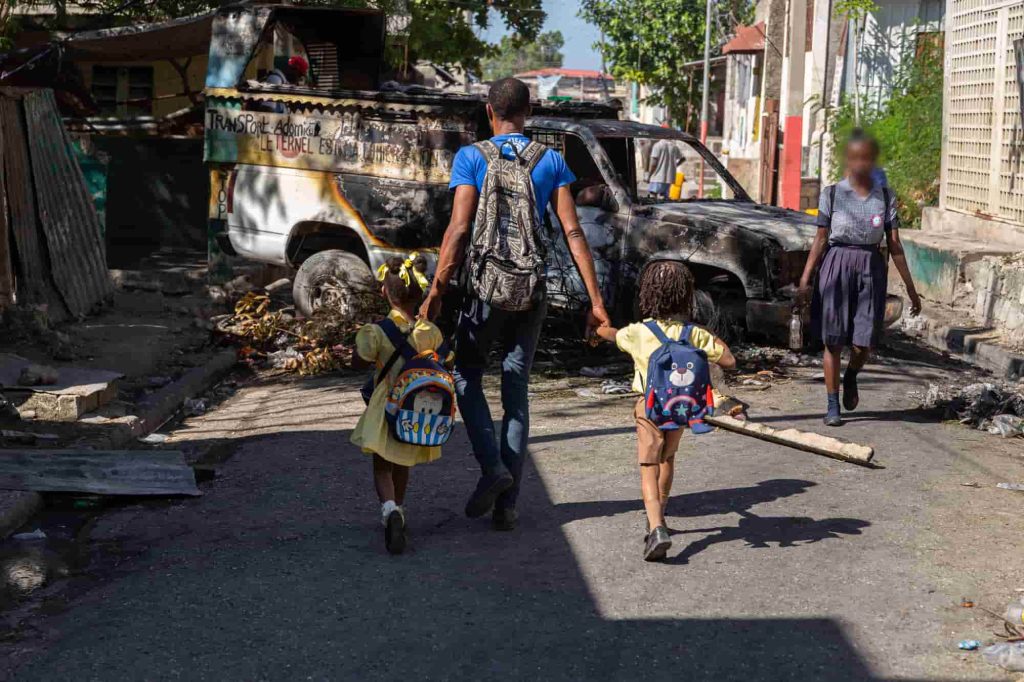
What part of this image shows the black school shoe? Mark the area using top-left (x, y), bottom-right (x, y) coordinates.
top-left (842, 372), bottom-right (860, 411)
top-left (384, 509), bottom-right (406, 555)
top-left (465, 470), bottom-right (514, 518)
top-left (492, 506), bottom-right (518, 531)
top-left (644, 525), bottom-right (672, 562)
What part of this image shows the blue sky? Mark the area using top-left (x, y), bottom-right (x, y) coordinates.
top-left (479, 1), bottom-right (603, 71)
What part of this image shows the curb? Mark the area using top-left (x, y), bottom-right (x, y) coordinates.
top-left (908, 316), bottom-right (1024, 380)
top-left (99, 349), bottom-right (239, 450)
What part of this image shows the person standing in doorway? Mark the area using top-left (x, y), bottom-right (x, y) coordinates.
top-left (419, 78), bottom-right (611, 530)
top-left (797, 130), bottom-right (922, 426)
top-left (646, 137), bottom-right (683, 200)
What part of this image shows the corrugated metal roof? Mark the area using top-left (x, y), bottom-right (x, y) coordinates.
top-left (515, 67), bottom-right (613, 80)
top-left (723, 23), bottom-right (766, 54)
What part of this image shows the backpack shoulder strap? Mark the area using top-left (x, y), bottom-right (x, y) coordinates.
top-left (677, 323), bottom-right (694, 347)
top-left (828, 184), bottom-right (837, 228)
top-left (520, 141), bottom-right (548, 172)
top-left (881, 187), bottom-right (892, 232)
top-left (377, 317), bottom-right (416, 361)
top-left (643, 320), bottom-right (672, 345)
top-left (473, 140), bottom-right (500, 164)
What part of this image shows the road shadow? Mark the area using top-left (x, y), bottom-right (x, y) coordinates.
top-left (0, 376), bottom-right (903, 680)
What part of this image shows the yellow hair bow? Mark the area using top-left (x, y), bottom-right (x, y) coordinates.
top-left (376, 253), bottom-right (430, 290)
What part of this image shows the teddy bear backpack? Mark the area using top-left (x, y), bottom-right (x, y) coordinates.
top-left (375, 319), bottom-right (456, 447)
top-left (642, 321), bottom-right (714, 434)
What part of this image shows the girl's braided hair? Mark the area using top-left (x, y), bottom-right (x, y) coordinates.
top-left (637, 260), bottom-right (695, 320)
top-left (381, 256), bottom-right (423, 308)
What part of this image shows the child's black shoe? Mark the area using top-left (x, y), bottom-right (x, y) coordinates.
top-left (492, 506), bottom-right (518, 531)
top-left (384, 508), bottom-right (406, 555)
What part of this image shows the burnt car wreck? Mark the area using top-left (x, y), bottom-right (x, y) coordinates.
top-left (204, 4), bottom-right (819, 337)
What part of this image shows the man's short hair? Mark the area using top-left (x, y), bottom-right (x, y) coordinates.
top-left (488, 78), bottom-right (531, 120)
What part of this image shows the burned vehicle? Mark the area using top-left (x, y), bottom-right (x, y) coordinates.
top-left (204, 5), bottom-right (818, 336)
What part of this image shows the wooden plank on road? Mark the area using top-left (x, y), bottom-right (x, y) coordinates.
top-left (707, 415), bottom-right (876, 467)
top-left (0, 450), bottom-right (200, 496)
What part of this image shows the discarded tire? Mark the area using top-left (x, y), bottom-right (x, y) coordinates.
top-left (292, 250), bottom-right (374, 318)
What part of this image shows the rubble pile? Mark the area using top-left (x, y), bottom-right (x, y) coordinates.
top-left (921, 380), bottom-right (1024, 437)
top-left (215, 290), bottom-right (387, 376)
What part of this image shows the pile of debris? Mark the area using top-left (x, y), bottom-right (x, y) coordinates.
top-left (921, 380), bottom-right (1024, 438)
top-left (215, 289), bottom-right (386, 376)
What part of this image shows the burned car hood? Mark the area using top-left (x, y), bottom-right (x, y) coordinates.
top-left (649, 201), bottom-right (818, 251)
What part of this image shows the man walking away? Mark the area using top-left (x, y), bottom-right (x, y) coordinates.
top-left (420, 78), bottom-right (611, 531)
top-left (647, 137), bottom-right (683, 200)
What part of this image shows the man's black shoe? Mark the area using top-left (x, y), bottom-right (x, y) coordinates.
top-left (465, 470), bottom-right (513, 518)
top-left (643, 525), bottom-right (671, 562)
top-left (492, 506), bottom-right (518, 531)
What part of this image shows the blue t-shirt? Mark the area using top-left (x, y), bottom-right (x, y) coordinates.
top-left (448, 133), bottom-right (576, 211)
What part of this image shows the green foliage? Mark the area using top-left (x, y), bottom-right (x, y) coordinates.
top-left (829, 42), bottom-right (943, 227)
top-left (580, 0), bottom-right (753, 125)
top-left (834, 0), bottom-right (879, 21)
top-left (480, 30), bottom-right (564, 81)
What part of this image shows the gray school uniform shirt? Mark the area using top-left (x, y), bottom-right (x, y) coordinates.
top-left (815, 178), bottom-right (899, 245)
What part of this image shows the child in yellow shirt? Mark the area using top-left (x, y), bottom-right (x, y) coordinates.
top-left (351, 257), bottom-right (448, 554)
top-left (596, 261), bottom-right (735, 561)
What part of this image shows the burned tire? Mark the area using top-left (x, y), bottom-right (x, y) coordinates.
top-left (293, 249), bottom-right (374, 318)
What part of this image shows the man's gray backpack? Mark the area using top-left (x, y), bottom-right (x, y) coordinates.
top-left (466, 139), bottom-right (548, 311)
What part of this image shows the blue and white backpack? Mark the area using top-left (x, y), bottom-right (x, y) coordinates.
top-left (641, 321), bottom-right (715, 434)
top-left (376, 319), bottom-right (457, 447)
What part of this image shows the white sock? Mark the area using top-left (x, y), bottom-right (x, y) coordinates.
top-left (381, 500), bottom-right (398, 526)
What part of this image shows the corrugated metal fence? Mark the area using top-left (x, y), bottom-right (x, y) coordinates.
top-left (942, 0), bottom-right (1024, 226)
top-left (0, 88), bottom-right (112, 318)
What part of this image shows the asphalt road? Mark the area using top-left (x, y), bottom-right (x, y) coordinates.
top-left (2, 338), bottom-right (1022, 681)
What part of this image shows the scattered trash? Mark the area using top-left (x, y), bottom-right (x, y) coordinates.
top-left (574, 387), bottom-right (599, 399)
top-left (989, 414), bottom-right (1024, 438)
top-left (958, 640), bottom-right (981, 651)
top-left (268, 347), bottom-right (303, 370)
top-left (0, 429), bottom-right (59, 445)
top-left (11, 529), bottom-right (46, 541)
top-left (1006, 600), bottom-right (1024, 625)
top-left (17, 363), bottom-right (59, 386)
top-left (580, 366), bottom-right (613, 378)
top-left (264, 277), bottom-right (292, 293)
top-left (601, 379), bottom-right (633, 395)
top-left (960, 482), bottom-right (982, 488)
top-left (0, 393), bottom-right (20, 421)
top-left (183, 398), bottom-right (207, 417)
top-left (996, 483), bottom-right (1024, 491)
top-left (138, 433), bottom-right (169, 445)
top-left (216, 291), bottom-right (386, 376)
top-left (982, 642), bottom-right (1024, 672)
top-left (961, 597), bottom-right (975, 608)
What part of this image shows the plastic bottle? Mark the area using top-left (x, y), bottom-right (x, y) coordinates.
top-left (982, 642), bottom-right (1024, 672)
top-left (1005, 599), bottom-right (1024, 626)
top-left (788, 311), bottom-right (803, 350)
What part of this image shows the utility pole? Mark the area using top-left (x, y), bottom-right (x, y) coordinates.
top-left (600, 30), bottom-right (610, 100)
top-left (779, 0), bottom-right (807, 210)
top-left (698, 0), bottom-right (714, 198)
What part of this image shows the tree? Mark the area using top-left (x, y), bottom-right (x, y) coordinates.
top-left (2, 0), bottom-right (545, 74)
top-left (480, 30), bottom-right (564, 81)
top-left (580, 0), bottom-right (752, 125)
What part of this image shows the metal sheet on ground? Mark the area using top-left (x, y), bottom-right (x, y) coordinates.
top-left (0, 450), bottom-right (200, 496)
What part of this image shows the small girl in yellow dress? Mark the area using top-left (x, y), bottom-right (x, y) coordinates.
top-left (351, 256), bottom-right (447, 554)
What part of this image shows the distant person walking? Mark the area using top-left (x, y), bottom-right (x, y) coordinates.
top-left (420, 78), bottom-right (611, 530)
top-left (798, 130), bottom-right (922, 426)
top-left (646, 137), bottom-right (683, 200)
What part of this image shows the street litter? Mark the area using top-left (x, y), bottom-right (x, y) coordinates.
top-left (601, 379), bottom-right (633, 395)
top-left (958, 640), bottom-right (980, 651)
top-left (983, 642), bottom-right (1024, 672)
top-left (706, 414), bottom-right (875, 466)
top-left (996, 483), bottom-right (1024, 491)
top-left (11, 529), bottom-right (46, 541)
top-left (989, 414), bottom-right (1024, 438)
top-left (0, 449), bottom-right (200, 496)
top-left (216, 291), bottom-right (386, 376)
top-left (961, 598), bottom-right (975, 608)
top-left (918, 381), bottom-right (1024, 437)
top-left (574, 387), bottom-right (599, 399)
top-left (183, 398), bottom-right (207, 416)
top-left (138, 433), bottom-right (169, 445)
